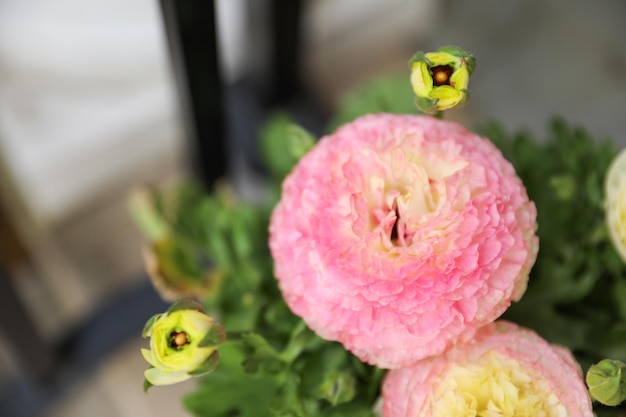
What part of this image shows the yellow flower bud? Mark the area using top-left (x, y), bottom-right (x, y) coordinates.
top-left (141, 299), bottom-right (225, 390)
top-left (409, 46), bottom-right (475, 114)
top-left (586, 359), bottom-right (626, 406)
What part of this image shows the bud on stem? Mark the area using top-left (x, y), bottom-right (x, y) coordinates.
top-left (586, 359), bottom-right (626, 406)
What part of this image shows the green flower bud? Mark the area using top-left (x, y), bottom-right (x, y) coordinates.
top-left (409, 46), bottom-right (475, 114)
top-left (143, 237), bottom-right (222, 302)
top-left (586, 359), bottom-right (626, 406)
top-left (141, 299), bottom-right (225, 390)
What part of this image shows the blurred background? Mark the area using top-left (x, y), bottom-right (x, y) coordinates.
top-left (0, 0), bottom-right (624, 415)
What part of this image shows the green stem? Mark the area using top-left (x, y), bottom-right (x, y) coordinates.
top-left (367, 367), bottom-right (387, 403)
top-left (224, 330), bottom-right (249, 342)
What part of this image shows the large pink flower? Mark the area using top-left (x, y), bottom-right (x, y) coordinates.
top-left (382, 321), bottom-right (593, 417)
top-left (269, 114), bottom-right (538, 368)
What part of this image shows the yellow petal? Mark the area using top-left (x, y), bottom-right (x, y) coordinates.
top-left (430, 86), bottom-right (464, 110)
top-left (411, 61), bottom-right (433, 97)
top-left (450, 66), bottom-right (470, 91)
top-left (425, 51), bottom-right (457, 66)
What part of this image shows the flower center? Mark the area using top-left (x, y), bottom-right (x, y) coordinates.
top-left (432, 65), bottom-right (453, 86)
top-left (429, 351), bottom-right (566, 417)
top-left (169, 331), bottom-right (190, 349)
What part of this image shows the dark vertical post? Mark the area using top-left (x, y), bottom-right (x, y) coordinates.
top-left (159, 0), bottom-right (227, 188)
top-left (269, 0), bottom-right (303, 105)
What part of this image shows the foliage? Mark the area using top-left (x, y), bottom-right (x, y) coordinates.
top-left (482, 120), bottom-right (626, 416)
top-left (329, 73), bottom-right (419, 131)
top-left (137, 73), bottom-right (626, 415)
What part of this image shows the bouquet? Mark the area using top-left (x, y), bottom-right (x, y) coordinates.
top-left (131, 46), bottom-right (626, 416)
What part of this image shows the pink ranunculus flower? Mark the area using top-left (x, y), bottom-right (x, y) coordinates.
top-left (382, 321), bottom-right (593, 417)
top-left (269, 114), bottom-right (538, 368)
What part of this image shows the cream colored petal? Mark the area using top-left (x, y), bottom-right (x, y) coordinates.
top-left (605, 149), bottom-right (626, 262)
top-left (141, 348), bottom-right (156, 367)
top-left (145, 368), bottom-right (191, 386)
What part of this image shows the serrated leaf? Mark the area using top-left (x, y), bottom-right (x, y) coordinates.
top-left (280, 321), bottom-right (319, 363)
top-left (241, 333), bottom-right (285, 375)
top-left (184, 344), bottom-right (276, 417)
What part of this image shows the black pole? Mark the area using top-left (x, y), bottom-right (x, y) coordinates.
top-left (269, 0), bottom-right (303, 105)
top-left (159, 0), bottom-right (227, 188)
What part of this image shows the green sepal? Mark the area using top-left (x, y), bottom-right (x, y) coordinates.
top-left (143, 375), bottom-right (154, 393)
top-left (415, 96), bottom-right (439, 114)
top-left (189, 350), bottom-right (220, 376)
top-left (142, 313), bottom-right (162, 338)
top-left (167, 298), bottom-right (205, 314)
top-left (319, 370), bottom-right (356, 406)
top-left (286, 124), bottom-right (316, 161)
top-left (586, 359), bottom-right (626, 406)
top-left (199, 323), bottom-right (226, 348)
top-left (438, 45), bottom-right (476, 74)
top-left (408, 50), bottom-right (429, 67)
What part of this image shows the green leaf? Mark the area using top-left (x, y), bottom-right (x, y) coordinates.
top-left (184, 344), bottom-right (276, 417)
top-left (128, 187), bottom-right (169, 241)
top-left (241, 333), bottom-right (285, 375)
top-left (329, 73), bottom-right (419, 130)
top-left (260, 113), bottom-right (314, 180)
top-left (280, 321), bottom-right (320, 363)
top-left (549, 174), bottom-right (576, 201)
top-left (321, 403), bottom-right (377, 417)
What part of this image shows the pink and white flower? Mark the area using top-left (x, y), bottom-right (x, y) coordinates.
top-left (269, 114), bottom-right (538, 368)
top-left (382, 321), bottom-right (593, 417)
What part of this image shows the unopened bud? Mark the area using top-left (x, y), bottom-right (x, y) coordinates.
top-left (586, 359), bottom-right (626, 406)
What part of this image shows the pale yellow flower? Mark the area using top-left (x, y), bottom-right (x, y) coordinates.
top-left (605, 148), bottom-right (626, 262)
